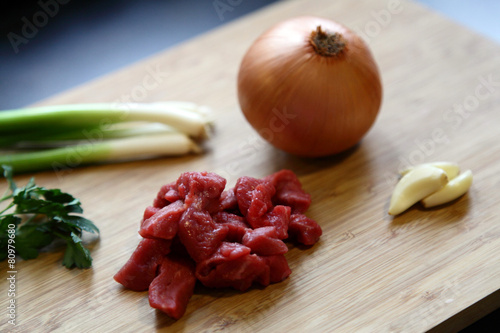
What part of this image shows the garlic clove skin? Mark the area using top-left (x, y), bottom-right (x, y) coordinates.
top-left (400, 162), bottom-right (460, 180)
top-left (389, 165), bottom-right (448, 215)
top-left (421, 170), bottom-right (473, 208)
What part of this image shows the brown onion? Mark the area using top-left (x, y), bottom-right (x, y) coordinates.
top-left (237, 16), bottom-right (383, 157)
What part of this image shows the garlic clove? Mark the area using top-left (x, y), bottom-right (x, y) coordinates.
top-left (389, 165), bottom-right (448, 215)
top-left (421, 170), bottom-right (473, 208)
top-left (400, 162), bottom-right (460, 180)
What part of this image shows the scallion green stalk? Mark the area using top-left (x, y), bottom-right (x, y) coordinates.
top-left (0, 102), bottom-right (212, 175)
top-left (0, 133), bottom-right (201, 174)
top-left (3, 123), bottom-right (176, 148)
top-left (0, 102), bottom-right (211, 139)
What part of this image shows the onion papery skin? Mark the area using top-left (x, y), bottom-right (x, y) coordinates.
top-left (237, 16), bottom-right (383, 157)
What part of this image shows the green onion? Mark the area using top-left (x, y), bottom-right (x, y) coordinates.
top-left (0, 102), bottom-right (211, 175)
top-left (3, 123), bottom-right (177, 148)
top-left (0, 102), bottom-right (211, 138)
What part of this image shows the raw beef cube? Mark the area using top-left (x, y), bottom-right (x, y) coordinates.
top-left (234, 176), bottom-right (275, 217)
top-left (196, 242), bottom-right (268, 291)
top-left (140, 200), bottom-right (185, 240)
top-left (176, 171), bottom-right (226, 212)
top-left (178, 208), bottom-right (229, 262)
top-left (164, 189), bottom-right (181, 203)
top-left (288, 214), bottom-right (322, 245)
top-left (212, 211), bottom-right (249, 243)
top-left (113, 238), bottom-right (171, 291)
top-left (142, 206), bottom-right (160, 221)
top-left (242, 227), bottom-right (288, 256)
top-left (153, 182), bottom-right (179, 208)
top-left (234, 176), bottom-right (261, 215)
top-left (261, 254), bottom-right (292, 283)
top-left (256, 205), bottom-right (291, 240)
top-left (247, 182), bottom-right (276, 223)
top-left (148, 255), bottom-right (197, 320)
top-left (265, 169), bottom-right (311, 214)
top-left (219, 189), bottom-right (238, 212)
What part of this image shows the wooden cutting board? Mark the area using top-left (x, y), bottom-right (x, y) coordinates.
top-left (2, 0), bottom-right (500, 331)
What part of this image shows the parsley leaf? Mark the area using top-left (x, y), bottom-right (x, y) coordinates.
top-left (0, 165), bottom-right (99, 268)
top-left (61, 232), bottom-right (93, 269)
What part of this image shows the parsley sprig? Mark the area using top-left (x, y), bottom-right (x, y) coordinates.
top-left (0, 165), bottom-right (99, 268)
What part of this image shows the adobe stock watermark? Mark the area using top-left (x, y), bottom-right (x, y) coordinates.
top-left (352, 0), bottom-right (403, 43)
top-left (383, 73), bottom-right (499, 186)
top-left (442, 74), bottom-right (499, 130)
top-left (50, 63), bottom-right (169, 180)
top-left (112, 64), bottom-right (169, 104)
top-left (383, 128), bottom-right (451, 186)
top-left (213, 106), bottom-right (297, 185)
top-left (7, 0), bottom-right (71, 54)
top-left (213, 0), bottom-right (243, 21)
top-left (6, 223), bottom-right (17, 326)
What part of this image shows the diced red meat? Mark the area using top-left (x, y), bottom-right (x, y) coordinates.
top-left (142, 206), bottom-right (160, 221)
top-left (148, 255), bottom-right (197, 320)
top-left (288, 214), bottom-right (322, 246)
top-left (265, 169), bottom-right (311, 214)
top-left (176, 171), bottom-right (226, 212)
top-left (264, 205), bottom-right (291, 239)
top-left (252, 205), bottom-right (291, 240)
top-left (247, 182), bottom-right (276, 223)
top-left (212, 211), bottom-right (249, 243)
top-left (234, 176), bottom-right (275, 217)
top-left (212, 211), bottom-right (247, 226)
top-left (113, 238), bottom-right (171, 291)
top-left (219, 189), bottom-right (238, 212)
top-left (165, 188), bottom-right (181, 203)
top-left (234, 176), bottom-right (260, 214)
top-left (115, 169), bottom-right (321, 320)
top-left (178, 208), bottom-right (229, 262)
top-left (242, 227), bottom-right (288, 256)
top-left (195, 242), bottom-right (268, 291)
top-left (139, 200), bottom-right (185, 240)
top-left (153, 182), bottom-right (179, 208)
top-left (216, 241), bottom-right (251, 259)
top-left (261, 255), bottom-right (292, 283)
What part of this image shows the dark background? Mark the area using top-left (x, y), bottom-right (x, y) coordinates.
top-left (0, 0), bottom-right (282, 109)
top-left (0, 0), bottom-right (499, 331)
top-left (1, 0), bottom-right (499, 109)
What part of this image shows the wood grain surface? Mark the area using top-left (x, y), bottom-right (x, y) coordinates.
top-left (2, 0), bottom-right (500, 332)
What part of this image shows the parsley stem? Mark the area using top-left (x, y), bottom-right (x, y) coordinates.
top-left (0, 203), bottom-right (14, 215)
top-left (0, 194), bottom-right (13, 203)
